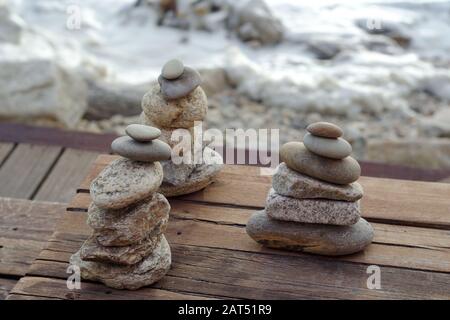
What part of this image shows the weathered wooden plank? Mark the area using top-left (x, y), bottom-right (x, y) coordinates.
top-left (0, 198), bottom-right (65, 276)
top-left (0, 144), bottom-right (62, 199)
top-left (72, 161), bottom-right (450, 229)
top-left (0, 278), bottom-right (17, 300)
top-left (26, 242), bottom-right (450, 300)
top-left (9, 276), bottom-right (213, 300)
top-left (34, 149), bottom-right (99, 203)
top-left (33, 201), bottom-right (450, 276)
top-left (0, 143), bottom-right (14, 165)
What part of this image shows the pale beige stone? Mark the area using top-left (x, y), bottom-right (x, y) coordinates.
top-left (272, 163), bottom-right (363, 201)
top-left (70, 236), bottom-right (171, 290)
top-left (125, 124), bottom-right (161, 141)
top-left (266, 188), bottom-right (360, 225)
top-left (90, 158), bottom-right (163, 210)
top-left (303, 133), bottom-right (352, 159)
top-left (141, 84), bottom-right (207, 128)
top-left (87, 193), bottom-right (170, 246)
top-left (307, 121), bottom-right (343, 138)
top-left (246, 211), bottom-right (373, 256)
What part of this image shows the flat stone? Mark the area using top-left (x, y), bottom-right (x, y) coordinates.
top-left (111, 136), bottom-right (171, 162)
top-left (158, 66), bottom-right (202, 100)
top-left (79, 234), bottom-right (161, 266)
top-left (266, 188), bottom-right (360, 225)
top-left (87, 192), bottom-right (170, 246)
top-left (307, 122), bottom-right (343, 138)
top-left (90, 158), bottom-right (163, 210)
top-left (272, 163), bottom-right (363, 201)
top-left (159, 147), bottom-right (223, 197)
top-left (246, 211), bottom-right (373, 256)
top-left (161, 59), bottom-right (184, 80)
top-left (303, 133), bottom-right (352, 159)
top-left (125, 124), bottom-right (161, 142)
top-left (70, 235), bottom-right (171, 290)
top-left (142, 85), bottom-right (207, 128)
top-left (280, 142), bottom-right (361, 185)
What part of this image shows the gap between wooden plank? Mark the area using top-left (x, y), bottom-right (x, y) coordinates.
top-left (0, 144), bottom-right (63, 200)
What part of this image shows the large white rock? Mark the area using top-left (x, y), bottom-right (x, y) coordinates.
top-left (0, 59), bottom-right (87, 127)
top-left (228, 0), bottom-right (284, 45)
top-left (0, 5), bottom-right (24, 44)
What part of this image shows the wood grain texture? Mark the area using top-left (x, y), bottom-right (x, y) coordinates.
top-left (0, 278), bottom-right (17, 300)
top-left (0, 143), bottom-right (14, 165)
top-left (74, 157), bottom-right (450, 229)
top-left (0, 198), bottom-right (65, 276)
top-left (9, 277), bottom-right (212, 300)
top-left (0, 144), bottom-right (62, 199)
top-left (34, 149), bottom-right (99, 203)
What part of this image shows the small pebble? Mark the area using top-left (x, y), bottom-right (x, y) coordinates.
top-left (125, 124), bottom-right (161, 142)
top-left (303, 133), bottom-right (352, 159)
top-left (158, 67), bottom-right (202, 100)
top-left (111, 136), bottom-right (171, 162)
top-left (307, 122), bottom-right (343, 138)
top-left (161, 59), bottom-right (184, 80)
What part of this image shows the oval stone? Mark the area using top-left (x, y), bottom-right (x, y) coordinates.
top-left (303, 133), bottom-right (352, 159)
top-left (111, 136), bottom-right (171, 162)
top-left (125, 124), bottom-right (161, 142)
top-left (90, 158), bottom-right (163, 210)
top-left (307, 121), bottom-right (343, 138)
top-left (280, 142), bottom-right (360, 184)
top-left (161, 59), bottom-right (184, 80)
top-left (246, 211), bottom-right (373, 256)
top-left (158, 66), bottom-right (202, 100)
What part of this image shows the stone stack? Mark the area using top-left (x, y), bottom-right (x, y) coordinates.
top-left (70, 124), bottom-right (172, 290)
top-left (140, 59), bottom-right (223, 197)
top-left (246, 122), bottom-right (374, 256)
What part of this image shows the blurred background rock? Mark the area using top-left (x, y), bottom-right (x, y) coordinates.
top-left (1, 0), bottom-right (450, 169)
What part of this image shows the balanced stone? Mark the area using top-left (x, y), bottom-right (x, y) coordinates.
top-left (161, 59), bottom-right (184, 80)
top-left (161, 161), bottom-right (196, 186)
top-left (90, 158), bottom-right (163, 210)
top-left (125, 124), bottom-right (161, 142)
top-left (303, 133), bottom-right (352, 159)
top-left (87, 193), bottom-right (170, 246)
top-left (111, 136), bottom-right (171, 162)
top-left (70, 236), bottom-right (171, 290)
top-left (266, 188), bottom-right (360, 225)
top-left (280, 142), bottom-right (360, 184)
top-left (158, 67), bottom-right (202, 100)
top-left (80, 234), bottom-right (161, 266)
top-left (246, 211), bottom-right (373, 256)
top-left (272, 163), bottom-right (363, 201)
top-left (159, 147), bottom-right (223, 197)
top-left (307, 121), bottom-right (343, 138)
top-left (142, 84), bottom-right (207, 128)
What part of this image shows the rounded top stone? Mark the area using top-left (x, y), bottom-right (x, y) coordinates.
top-left (161, 59), bottom-right (184, 80)
top-left (125, 124), bottom-right (161, 142)
top-left (158, 66), bottom-right (202, 100)
top-left (111, 136), bottom-right (172, 162)
top-left (306, 122), bottom-right (343, 138)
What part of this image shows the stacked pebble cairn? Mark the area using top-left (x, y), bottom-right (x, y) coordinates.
top-left (140, 59), bottom-right (223, 197)
top-left (246, 122), bottom-right (374, 256)
top-left (70, 124), bottom-right (173, 290)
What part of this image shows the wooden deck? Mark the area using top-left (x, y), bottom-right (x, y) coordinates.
top-left (4, 154), bottom-right (450, 300)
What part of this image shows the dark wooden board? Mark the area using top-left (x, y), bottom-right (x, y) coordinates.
top-left (0, 144), bottom-right (62, 199)
top-left (34, 149), bottom-right (99, 203)
top-left (0, 198), bottom-right (65, 276)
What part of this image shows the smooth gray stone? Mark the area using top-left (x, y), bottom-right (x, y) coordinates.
top-left (125, 124), bottom-right (161, 142)
top-left (246, 211), bottom-right (373, 256)
top-left (303, 133), bottom-right (352, 159)
top-left (111, 136), bottom-right (171, 162)
top-left (158, 67), bottom-right (202, 100)
top-left (280, 142), bottom-right (361, 185)
top-left (307, 121), bottom-right (343, 138)
top-left (161, 59), bottom-right (184, 80)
